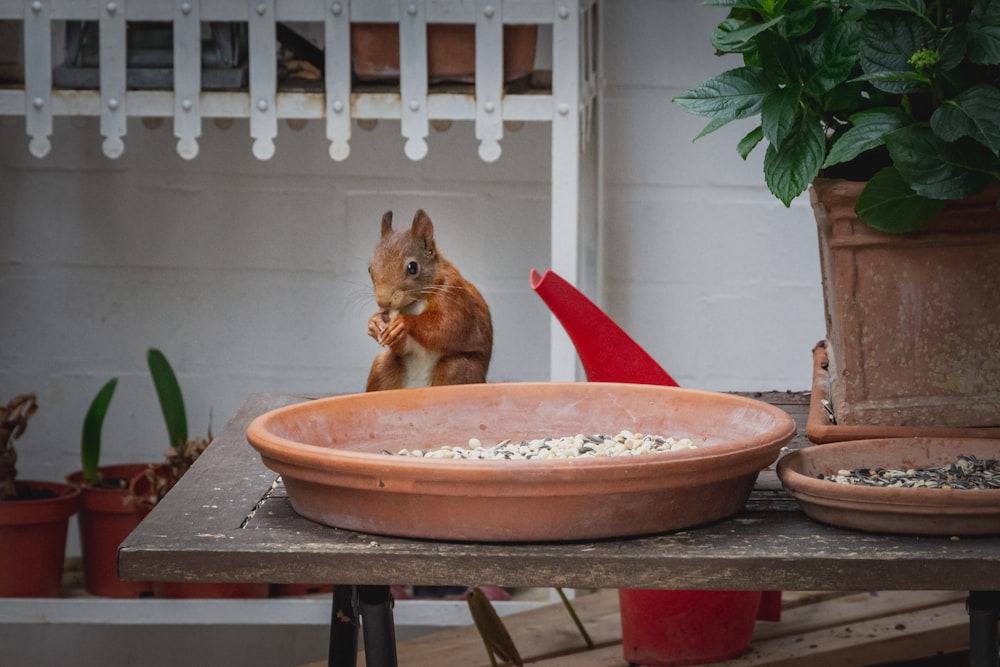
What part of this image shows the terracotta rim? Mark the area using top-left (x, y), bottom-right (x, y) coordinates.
top-left (777, 437), bottom-right (1000, 534)
top-left (247, 382), bottom-right (797, 495)
top-left (806, 341), bottom-right (1000, 444)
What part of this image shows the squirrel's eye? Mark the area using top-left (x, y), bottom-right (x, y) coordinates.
top-left (406, 261), bottom-right (419, 275)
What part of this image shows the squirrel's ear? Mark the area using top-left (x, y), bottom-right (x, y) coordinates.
top-left (380, 211), bottom-right (394, 238)
top-left (411, 210), bottom-right (436, 252)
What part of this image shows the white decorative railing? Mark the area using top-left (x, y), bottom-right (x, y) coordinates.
top-left (0, 0), bottom-right (600, 382)
top-left (0, 0), bottom-right (598, 163)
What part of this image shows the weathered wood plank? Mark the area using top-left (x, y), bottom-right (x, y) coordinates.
top-left (119, 392), bottom-right (1000, 592)
top-left (338, 589), bottom-right (974, 667)
top-left (357, 589), bottom-right (621, 667)
top-left (729, 602), bottom-right (971, 666)
top-left (752, 590), bottom-right (968, 642)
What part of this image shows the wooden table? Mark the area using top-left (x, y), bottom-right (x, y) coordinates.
top-left (119, 391), bottom-right (1000, 667)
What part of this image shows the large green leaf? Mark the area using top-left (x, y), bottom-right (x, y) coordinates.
top-left (968, 0), bottom-right (1000, 65)
top-left (737, 125), bottom-right (765, 159)
top-left (693, 116), bottom-right (736, 141)
top-left (673, 67), bottom-right (774, 120)
top-left (931, 84), bottom-right (1000, 155)
top-left (761, 86), bottom-right (801, 149)
top-left (756, 29), bottom-right (798, 84)
top-left (860, 12), bottom-right (935, 93)
top-left (801, 18), bottom-right (862, 97)
top-left (764, 113), bottom-right (826, 205)
top-left (81, 378), bottom-right (117, 484)
top-left (885, 125), bottom-right (997, 199)
top-left (855, 167), bottom-right (945, 233)
top-left (712, 15), bottom-right (785, 53)
top-left (851, 0), bottom-right (925, 14)
top-left (147, 348), bottom-right (188, 450)
top-left (824, 107), bottom-right (911, 167)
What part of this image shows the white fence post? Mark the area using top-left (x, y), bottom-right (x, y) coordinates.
top-left (22, 0), bottom-right (52, 158)
top-left (99, 0), bottom-right (127, 158)
top-left (173, 0), bottom-right (202, 160)
top-left (324, 0), bottom-right (351, 161)
top-left (248, 0), bottom-right (277, 159)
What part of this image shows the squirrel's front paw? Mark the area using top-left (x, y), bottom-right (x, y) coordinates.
top-left (368, 312), bottom-right (390, 342)
top-left (378, 317), bottom-right (408, 348)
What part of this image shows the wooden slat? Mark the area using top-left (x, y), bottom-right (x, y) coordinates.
top-left (728, 602), bottom-right (971, 666)
top-left (357, 589), bottom-right (620, 667)
top-left (751, 590), bottom-right (967, 642)
top-left (336, 589), bottom-right (975, 667)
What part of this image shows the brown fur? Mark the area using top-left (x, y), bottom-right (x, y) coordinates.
top-left (365, 210), bottom-right (493, 392)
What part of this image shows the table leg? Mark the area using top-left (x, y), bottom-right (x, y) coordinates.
top-left (968, 591), bottom-right (1000, 667)
top-left (329, 585), bottom-right (359, 667)
top-left (358, 585), bottom-right (399, 667)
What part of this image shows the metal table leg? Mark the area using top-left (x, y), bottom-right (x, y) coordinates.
top-left (968, 591), bottom-right (1000, 667)
top-left (328, 585), bottom-right (399, 667)
top-left (329, 585), bottom-right (359, 667)
top-left (359, 585), bottom-right (399, 667)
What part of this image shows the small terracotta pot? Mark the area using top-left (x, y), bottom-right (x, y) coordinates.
top-left (67, 464), bottom-right (155, 597)
top-left (129, 465), bottom-right (269, 599)
top-left (351, 23), bottom-right (537, 83)
top-left (0, 481), bottom-right (80, 597)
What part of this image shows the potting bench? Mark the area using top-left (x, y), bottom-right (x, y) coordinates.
top-left (118, 391), bottom-right (1000, 667)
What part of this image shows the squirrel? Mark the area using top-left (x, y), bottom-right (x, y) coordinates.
top-left (365, 209), bottom-right (493, 392)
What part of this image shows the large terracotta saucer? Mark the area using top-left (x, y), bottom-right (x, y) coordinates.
top-left (246, 382), bottom-right (796, 542)
top-left (777, 437), bottom-right (1000, 536)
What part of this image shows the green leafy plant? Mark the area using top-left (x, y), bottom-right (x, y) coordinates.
top-left (148, 348), bottom-right (188, 450)
top-left (133, 348), bottom-right (210, 507)
top-left (80, 378), bottom-right (118, 485)
top-left (674, 0), bottom-right (1000, 233)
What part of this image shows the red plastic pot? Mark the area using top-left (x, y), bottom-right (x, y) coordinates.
top-left (619, 589), bottom-right (762, 665)
top-left (67, 464), bottom-right (154, 597)
top-left (0, 481), bottom-right (79, 597)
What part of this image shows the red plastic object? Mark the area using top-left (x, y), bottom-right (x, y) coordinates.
top-left (531, 268), bottom-right (781, 660)
top-left (529, 269), bottom-right (678, 386)
top-left (619, 589), bottom-right (763, 666)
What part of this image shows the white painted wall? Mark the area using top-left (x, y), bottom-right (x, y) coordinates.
top-left (0, 2), bottom-right (823, 557)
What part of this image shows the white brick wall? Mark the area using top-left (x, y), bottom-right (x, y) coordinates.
top-left (0, 3), bottom-right (824, 545)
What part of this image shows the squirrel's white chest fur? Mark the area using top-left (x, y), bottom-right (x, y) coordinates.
top-left (390, 299), bottom-right (440, 388)
top-left (401, 342), bottom-right (441, 388)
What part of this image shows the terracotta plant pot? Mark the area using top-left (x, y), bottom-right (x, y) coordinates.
top-left (351, 23), bottom-right (537, 84)
top-left (812, 178), bottom-right (1000, 429)
top-left (128, 465), bottom-right (269, 599)
top-left (66, 464), bottom-right (154, 597)
top-left (0, 481), bottom-right (80, 597)
top-left (807, 341), bottom-right (1000, 443)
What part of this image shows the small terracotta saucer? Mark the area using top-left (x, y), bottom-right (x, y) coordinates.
top-left (777, 437), bottom-right (1000, 536)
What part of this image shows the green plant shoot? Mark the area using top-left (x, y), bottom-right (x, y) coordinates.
top-left (147, 348), bottom-right (188, 450)
top-left (81, 378), bottom-right (117, 484)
